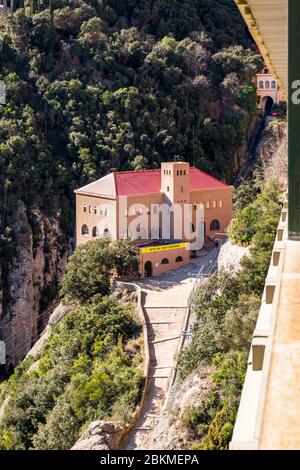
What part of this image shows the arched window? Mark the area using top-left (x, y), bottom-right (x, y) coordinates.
top-left (219, 200), bottom-right (223, 208)
top-left (213, 200), bottom-right (217, 208)
top-left (83, 204), bottom-right (87, 212)
top-left (176, 256), bottom-right (183, 263)
top-left (89, 205), bottom-right (92, 213)
top-left (161, 258), bottom-right (169, 265)
top-left (94, 206), bottom-right (97, 215)
top-left (265, 81), bottom-right (270, 89)
top-left (259, 81), bottom-right (264, 89)
top-left (103, 228), bottom-right (111, 239)
top-left (81, 224), bottom-right (89, 236)
top-left (104, 208), bottom-right (109, 216)
top-left (271, 80), bottom-right (276, 89)
top-left (210, 219), bottom-right (220, 231)
top-left (92, 226), bottom-right (100, 238)
top-left (206, 201), bottom-right (210, 209)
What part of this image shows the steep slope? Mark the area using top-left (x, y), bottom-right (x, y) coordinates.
top-left (146, 118), bottom-right (287, 450)
top-left (0, 0), bottom-right (261, 368)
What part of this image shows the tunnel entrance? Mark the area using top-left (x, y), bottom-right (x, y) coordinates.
top-left (261, 96), bottom-right (274, 115)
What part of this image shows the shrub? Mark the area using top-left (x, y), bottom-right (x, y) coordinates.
top-left (0, 296), bottom-right (143, 450)
top-left (60, 239), bottom-right (139, 304)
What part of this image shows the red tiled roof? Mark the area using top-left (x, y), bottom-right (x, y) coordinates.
top-left (115, 167), bottom-right (229, 196)
top-left (76, 167), bottom-right (229, 197)
top-left (115, 170), bottom-right (161, 196)
top-left (189, 167), bottom-right (229, 191)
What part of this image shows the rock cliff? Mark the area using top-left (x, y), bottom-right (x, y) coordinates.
top-left (72, 421), bottom-right (125, 451)
top-left (257, 118), bottom-right (288, 189)
top-left (143, 368), bottom-right (215, 450)
top-left (0, 202), bottom-right (71, 369)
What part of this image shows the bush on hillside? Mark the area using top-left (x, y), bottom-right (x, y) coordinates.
top-left (0, 296), bottom-right (143, 450)
top-left (60, 239), bottom-right (139, 304)
top-left (178, 181), bottom-right (282, 449)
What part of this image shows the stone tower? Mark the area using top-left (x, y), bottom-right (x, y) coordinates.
top-left (160, 162), bottom-right (190, 239)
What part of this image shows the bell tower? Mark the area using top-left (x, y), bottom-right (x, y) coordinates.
top-left (161, 161), bottom-right (190, 205)
top-left (160, 162), bottom-right (190, 240)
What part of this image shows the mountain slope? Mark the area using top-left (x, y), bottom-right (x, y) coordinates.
top-left (0, 0), bottom-right (261, 368)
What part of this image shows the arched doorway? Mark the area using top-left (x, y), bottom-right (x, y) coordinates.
top-left (144, 261), bottom-right (153, 278)
top-left (261, 96), bottom-right (274, 115)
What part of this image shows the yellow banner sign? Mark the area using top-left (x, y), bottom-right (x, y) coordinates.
top-left (140, 243), bottom-right (187, 254)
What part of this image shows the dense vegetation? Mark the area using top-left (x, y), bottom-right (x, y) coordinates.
top-left (0, 0), bottom-right (271, 451)
top-left (178, 178), bottom-right (282, 449)
top-left (0, 0), bottom-right (261, 262)
top-left (0, 241), bottom-right (143, 450)
top-left (61, 238), bottom-right (139, 304)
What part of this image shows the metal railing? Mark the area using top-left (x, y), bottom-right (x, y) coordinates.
top-left (164, 243), bottom-right (223, 408)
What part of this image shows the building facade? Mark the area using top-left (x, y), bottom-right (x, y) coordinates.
top-left (0, 0), bottom-right (13, 15)
top-left (256, 73), bottom-right (286, 110)
top-left (75, 162), bottom-right (233, 277)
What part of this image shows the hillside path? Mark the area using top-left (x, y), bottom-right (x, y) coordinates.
top-left (121, 249), bottom-right (217, 450)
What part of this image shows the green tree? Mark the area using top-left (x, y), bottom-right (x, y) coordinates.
top-left (60, 239), bottom-right (139, 305)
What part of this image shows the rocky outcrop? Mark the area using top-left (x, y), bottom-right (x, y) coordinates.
top-left (257, 119), bottom-right (287, 189)
top-left (142, 368), bottom-right (215, 450)
top-left (0, 202), bottom-right (71, 368)
top-left (71, 421), bottom-right (125, 451)
top-left (218, 240), bottom-right (249, 273)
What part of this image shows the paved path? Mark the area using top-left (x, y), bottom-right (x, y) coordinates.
top-left (121, 250), bottom-right (217, 450)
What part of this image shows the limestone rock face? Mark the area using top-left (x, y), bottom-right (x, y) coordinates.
top-left (71, 421), bottom-right (125, 451)
top-left (218, 240), bottom-right (249, 273)
top-left (143, 368), bottom-right (215, 450)
top-left (0, 201), bottom-right (71, 367)
top-left (256, 118), bottom-right (287, 189)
